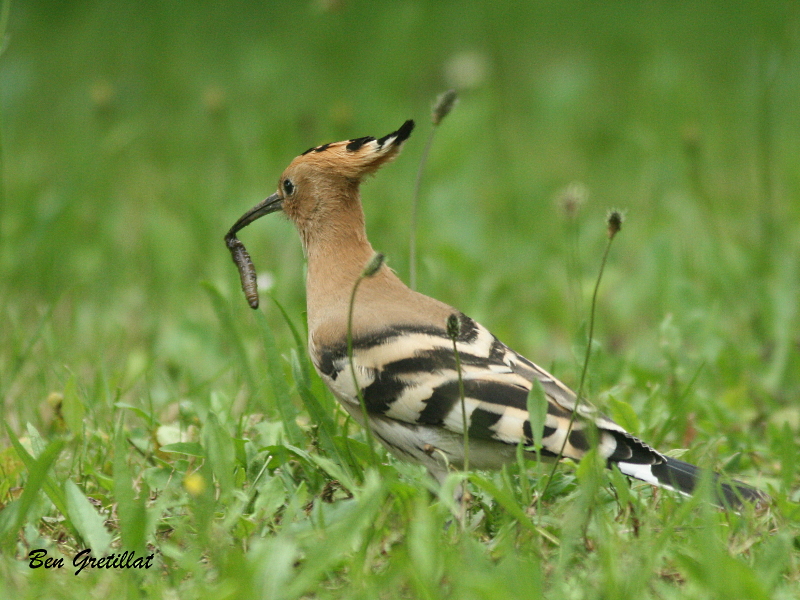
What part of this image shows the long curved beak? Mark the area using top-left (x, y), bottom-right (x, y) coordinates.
top-left (225, 191), bottom-right (282, 240)
top-left (224, 191), bottom-right (282, 310)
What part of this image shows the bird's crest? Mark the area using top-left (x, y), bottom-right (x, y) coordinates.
top-left (290, 119), bottom-right (415, 180)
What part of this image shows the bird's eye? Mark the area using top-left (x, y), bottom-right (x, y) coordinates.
top-left (282, 179), bottom-right (295, 196)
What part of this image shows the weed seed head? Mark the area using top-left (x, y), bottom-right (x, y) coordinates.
top-left (557, 182), bottom-right (588, 219)
top-left (446, 313), bottom-right (461, 340)
top-left (607, 210), bottom-right (624, 238)
top-left (432, 89), bottom-right (458, 125)
top-left (362, 252), bottom-right (385, 278)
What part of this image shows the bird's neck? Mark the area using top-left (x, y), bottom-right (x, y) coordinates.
top-left (301, 193), bottom-right (450, 348)
top-left (303, 199), bottom-right (384, 331)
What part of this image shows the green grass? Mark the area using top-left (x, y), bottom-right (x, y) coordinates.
top-left (1, 1), bottom-right (800, 598)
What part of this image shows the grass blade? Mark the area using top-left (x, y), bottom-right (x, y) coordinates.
top-left (203, 411), bottom-right (236, 500)
top-left (202, 281), bottom-right (256, 392)
top-left (1, 435), bottom-right (65, 545)
top-left (4, 424), bottom-right (70, 526)
top-left (268, 293), bottom-right (309, 383)
top-left (253, 309), bottom-right (303, 447)
top-left (65, 479), bottom-right (113, 554)
top-left (113, 427), bottom-right (147, 555)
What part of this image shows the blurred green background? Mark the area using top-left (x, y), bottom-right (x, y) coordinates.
top-left (2, 0), bottom-right (797, 429)
top-left (2, 1), bottom-right (800, 597)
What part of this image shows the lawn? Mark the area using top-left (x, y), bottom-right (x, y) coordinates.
top-left (1, 1), bottom-right (799, 598)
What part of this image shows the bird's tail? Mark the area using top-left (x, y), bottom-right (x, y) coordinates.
top-left (617, 455), bottom-right (767, 508)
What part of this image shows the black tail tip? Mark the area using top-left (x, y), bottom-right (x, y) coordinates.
top-left (655, 456), bottom-right (769, 510)
top-left (718, 480), bottom-right (771, 510)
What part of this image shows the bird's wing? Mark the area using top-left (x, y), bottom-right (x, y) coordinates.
top-left (313, 312), bottom-right (664, 466)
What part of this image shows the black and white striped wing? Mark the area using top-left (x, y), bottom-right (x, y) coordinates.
top-left (313, 314), bottom-right (664, 469)
top-left (312, 313), bottom-right (766, 505)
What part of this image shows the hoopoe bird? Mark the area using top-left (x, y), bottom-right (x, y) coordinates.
top-left (225, 120), bottom-right (766, 508)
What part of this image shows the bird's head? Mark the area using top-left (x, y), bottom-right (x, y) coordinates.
top-left (226, 120), bottom-right (415, 242)
top-left (225, 120), bottom-right (414, 307)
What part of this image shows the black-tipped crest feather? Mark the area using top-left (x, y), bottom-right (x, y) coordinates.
top-left (378, 119), bottom-right (415, 146)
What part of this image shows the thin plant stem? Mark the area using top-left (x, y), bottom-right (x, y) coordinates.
top-left (409, 127), bottom-right (436, 291)
top-left (346, 253), bottom-right (385, 468)
top-left (541, 215), bottom-right (621, 497)
top-left (447, 314), bottom-right (469, 473)
top-left (410, 89), bottom-right (457, 291)
top-left (447, 313), bottom-right (470, 526)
